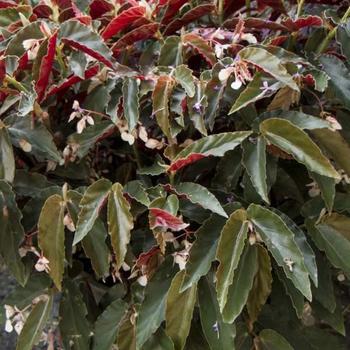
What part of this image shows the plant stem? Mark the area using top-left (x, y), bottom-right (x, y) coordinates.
top-left (133, 142), bottom-right (142, 169)
top-left (4, 75), bottom-right (27, 92)
top-left (56, 45), bottom-right (67, 75)
top-left (296, 0), bottom-right (305, 17)
top-left (246, 0), bottom-right (251, 17)
top-left (316, 6), bottom-right (350, 54)
top-left (218, 0), bottom-right (224, 26)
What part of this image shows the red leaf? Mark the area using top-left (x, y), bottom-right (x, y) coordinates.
top-left (161, 0), bottom-right (188, 24)
top-left (302, 73), bottom-right (316, 87)
top-left (102, 6), bottom-right (146, 40)
top-left (33, 4), bottom-right (52, 18)
top-left (224, 0), bottom-right (245, 17)
top-left (76, 15), bottom-right (92, 25)
top-left (224, 18), bottom-right (288, 31)
top-left (168, 153), bottom-right (207, 172)
top-left (0, 0), bottom-right (17, 8)
top-left (149, 208), bottom-right (189, 231)
top-left (269, 35), bottom-right (288, 46)
top-left (163, 4), bottom-right (215, 35)
top-left (281, 15), bottom-right (323, 31)
top-left (47, 65), bottom-right (99, 97)
top-left (61, 38), bottom-right (113, 69)
top-left (257, 0), bottom-right (286, 12)
top-left (183, 33), bottom-right (216, 66)
top-left (35, 31), bottom-right (57, 103)
top-left (136, 247), bottom-right (161, 267)
top-left (18, 52), bottom-right (29, 71)
top-left (112, 23), bottom-right (159, 52)
top-left (89, 0), bottom-right (113, 19)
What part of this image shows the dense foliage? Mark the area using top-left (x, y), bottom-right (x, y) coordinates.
top-left (1, 0), bottom-right (350, 348)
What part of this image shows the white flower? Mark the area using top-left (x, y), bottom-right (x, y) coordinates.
top-left (22, 39), bottom-right (40, 60)
top-left (35, 256), bottom-right (50, 273)
top-left (14, 321), bottom-right (24, 335)
top-left (145, 138), bottom-right (161, 149)
top-left (5, 320), bottom-right (13, 333)
top-left (137, 275), bottom-right (148, 286)
top-left (63, 214), bottom-right (75, 232)
top-left (326, 116), bottom-right (342, 131)
top-left (231, 79), bottom-right (243, 90)
top-left (138, 126), bottom-right (148, 142)
top-left (218, 68), bottom-right (232, 82)
top-left (306, 181), bottom-right (320, 197)
top-left (5, 305), bottom-right (15, 319)
top-left (19, 139), bottom-right (32, 153)
top-left (241, 33), bottom-right (257, 44)
top-left (121, 131), bottom-right (135, 145)
top-left (72, 100), bottom-right (80, 110)
top-left (174, 253), bottom-right (187, 270)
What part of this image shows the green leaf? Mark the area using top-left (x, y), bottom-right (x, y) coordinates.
top-left (260, 118), bottom-right (340, 179)
top-left (320, 54), bottom-right (350, 109)
top-left (13, 170), bottom-right (55, 197)
top-left (124, 180), bottom-right (151, 207)
top-left (152, 75), bottom-right (174, 139)
top-left (256, 110), bottom-right (332, 131)
top-left (59, 20), bottom-right (115, 68)
top-left (3, 274), bottom-right (51, 310)
top-left (270, 208), bottom-right (318, 287)
top-left (174, 65), bottom-right (195, 98)
top-left (92, 299), bottom-right (128, 350)
top-left (0, 120), bottom-right (15, 183)
top-left (74, 178), bottom-right (112, 245)
top-left (68, 120), bottom-right (115, 159)
top-left (215, 209), bottom-right (248, 311)
top-left (117, 317), bottom-right (136, 350)
top-left (67, 190), bottom-right (110, 279)
top-left (165, 270), bottom-right (197, 350)
top-left (258, 329), bottom-right (293, 350)
top-left (143, 328), bottom-right (175, 350)
top-left (311, 128), bottom-right (350, 176)
top-left (136, 257), bottom-right (176, 349)
top-left (38, 194), bottom-right (65, 290)
top-left (229, 73), bottom-right (281, 115)
top-left (242, 137), bottom-right (269, 203)
top-left (174, 182), bottom-right (227, 217)
top-left (247, 245), bottom-right (273, 324)
top-left (122, 77), bottom-right (139, 131)
top-left (312, 253), bottom-right (336, 312)
top-left (187, 79), bottom-right (208, 135)
top-left (222, 245), bottom-right (258, 323)
top-left (6, 22), bottom-right (43, 57)
top-left (159, 36), bottom-right (183, 67)
top-left (307, 220), bottom-right (350, 278)
top-left (313, 301), bottom-right (345, 336)
top-left (275, 264), bottom-right (304, 318)
top-left (5, 114), bottom-right (62, 162)
top-left (16, 294), bottom-right (53, 350)
top-left (182, 33), bottom-right (216, 66)
top-left (181, 203), bottom-right (240, 292)
top-left (107, 183), bottom-right (134, 270)
top-left (310, 172), bottom-right (335, 212)
top-left (238, 47), bottom-right (299, 91)
top-left (247, 204), bottom-right (312, 300)
top-left (173, 131), bottom-right (252, 162)
top-left (0, 8), bottom-right (24, 28)
top-left (0, 181), bottom-right (28, 285)
top-left (59, 280), bottom-right (91, 350)
top-left (337, 21), bottom-right (350, 61)
top-left (198, 276), bottom-right (236, 350)
top-left (203, 59), bottom-right (231, 130)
